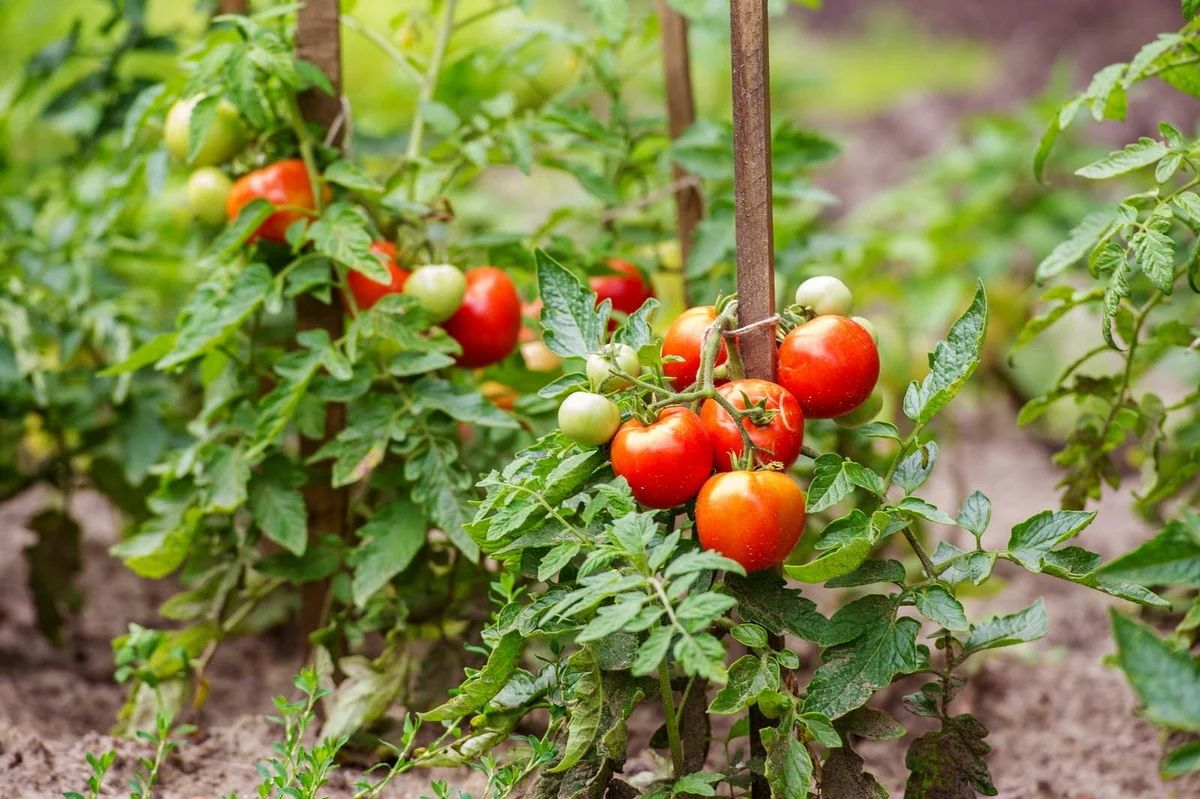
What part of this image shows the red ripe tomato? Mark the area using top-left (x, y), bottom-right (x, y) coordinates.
top-left (443, 267), bottom-right (522, 368)
top-left (610, 407), bottom-right (712, 509)
top-left (778, 315), bottom-right (879, 419)
top-left (346, 241), bottom-right (409, 310)
top-left (700, 379), bottom-right (804, 472)
top-left (226, 159), bottom-right (327, 243)
top-left (590, 259), bottom-right (654, 327)
top-left (662, 306), bottom-right (727, 391)
top-left (695, 470), bottom-right (806, 572)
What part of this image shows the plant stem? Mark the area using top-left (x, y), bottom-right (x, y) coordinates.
top-left (902, 527), bottom-right (938, 580)
top-left (406, 0), bottom-right (458, 200)
top-left (658, 659), bottom-right (686, 777)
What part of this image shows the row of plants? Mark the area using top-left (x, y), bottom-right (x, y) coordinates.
top-left (5, 0), bottom-right (1196, 796)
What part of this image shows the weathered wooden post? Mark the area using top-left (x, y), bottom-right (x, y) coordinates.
top-left (658, 0), bottom-right (704, 285)
top-left (294, 0), bottom-right (348, 644)
top-left (729, 4), bottom-right (777, 797)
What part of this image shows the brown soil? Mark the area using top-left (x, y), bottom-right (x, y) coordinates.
top-left (3, 402), bottom-right (1200, 798)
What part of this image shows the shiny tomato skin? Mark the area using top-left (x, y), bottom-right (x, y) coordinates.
top-left (590, 259), bottom-right (654, 328)
top-left (226, 159), bottom-right (325, 243)
top-left (662, 306), bottom-right (727, 391)
top-left (778, 315), bottom-right (880, 419)
top-left (700, 379), bottom-right (804, 472)
top-left (346, 241), bottom-right (410, 310)
top-left (695, 470), bottom-right (806, 572)
top-left (443, 267), bottom-right (522, 368)
top-left (610, 407), bottom-right (713, 509)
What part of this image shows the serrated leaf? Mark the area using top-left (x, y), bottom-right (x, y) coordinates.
top-left (962, 598), bottom-right (1046, 655)
top-left (1132, 225), bottom-right (1176, 293)
top-left (306, 202), bottom-right (387, 282)
top-left (803, 612), bottom-right (922, 719)
top-left (250, 474), bottom-right (307, 556)
top-left (535, 249), bottom-right (605, 357)
top-left (1075, 137), bottom-right (1168, 179)
top-left (1005, 510), bottom-right (1096, 571)
top-left (1098, 518), bottom-right (1200, 587)
top-left (160, 265), bottom-right (273, 368)
top-left (323, 160), bottom-right (383, 193)
top-left (100, 331), bottom-right (177, 376)
top-left (632, 625), bottom-right (674, 676)
top-left (708, 654), bottom-right (779, 714)
top-left (904, 714), bottom-right (996, 799)
top-left (1112, 612), bottom-right (1200, 731)
top-left (549, 648), bottom-right (604, 772)
top-left (903, 283), bottom-right (987, 426)
top-left (912, 585), bottom-right (969, 631)
top-left (724, 572), bottom-right (831, 644)
top-left (760, 726), bottom-right (812, 799)
top-left (956, 491), bottom-right (991, 540)
top-left (1035, 209), bottom-right (1116, 281)
top-left (806, 454), bottom-right (886, 513)
top-left (420, 632), bottom-right (523, 722)
top-left (896, 497), bottom-right (957, 526)
top-left (352, 500), bottom-right (426, 606)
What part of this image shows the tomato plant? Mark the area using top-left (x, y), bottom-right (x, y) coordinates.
top-left (419, 254), bottom-right (1164, 799)
top-left (1019, 11), bottom-right (1200, 774)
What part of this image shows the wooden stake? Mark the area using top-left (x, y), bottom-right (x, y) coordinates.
top-left (729, 5), bottom-right (777, 798)
top-left (657, 0), bottom-right (703, 280)
top-left (217, 0), bottom-right (248, 14)
top-left (294, 0), bottom-right (347, 647)
top-left (729, 0), bottom-right (776, 383)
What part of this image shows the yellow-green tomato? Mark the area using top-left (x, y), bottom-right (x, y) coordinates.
top-left (586, 344), bottom-right (641, 391)
top-left (186, 167), bottom-right (233, 225)
top-left (850, 315), bottom-right (877, 344)
top-left (404, 264), bottom-right (467, 323)
top-left (558, 391), bottom-right (621, 446)
top-left (794, 275), bottom-right (853, 316)
top-left (165, 96), bottom-right (246, 166)
top-left (834, 388), bottom-right (883, 428)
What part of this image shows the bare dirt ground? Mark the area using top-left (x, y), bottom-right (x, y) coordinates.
top-left (3, 402), bottom-right (1199, 798)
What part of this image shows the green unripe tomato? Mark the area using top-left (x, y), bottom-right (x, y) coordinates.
top-left (794, 275), bottom-right (853, 316)
top-left (835, 388), bottom-right (884, 428)
top-left (558, 391), bottom-right (621, 446)
top-left (165, 96), bottom-right (246, 167)
top-left (186, 167), bottom-right (233, 226)
top-left (586, 344), bottom-right (641, 391)
top-left (404, 264), bottom-right (467, 323)
top-left (851, 315), bottom-right (877, 344)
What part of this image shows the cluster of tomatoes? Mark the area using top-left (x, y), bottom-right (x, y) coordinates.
top-left (165, 96), bottom-right (525, 369)
top-left (557, 274), bottom-right (881, 572)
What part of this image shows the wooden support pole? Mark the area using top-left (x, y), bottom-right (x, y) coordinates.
top-left (294, 0), bottom-right (347, 647)
top-left (217, 0), bottom-right (248, 14)
top-left (730, 0), bottom-right (776, 383)
top-left (657, 0), bottom-right (704, 283)
top-left (729, 5), bottom-right (777, 798)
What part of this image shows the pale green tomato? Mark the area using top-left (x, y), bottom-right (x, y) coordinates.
top-left (404, 264), bottom-right (467, 322)
top-left (794, 275), bottom-right (853, 316)
top-left (586, 344), bottom-right (641, 391)
top-left (186, 167), bottom-right (233, 225)
top-left (165, 96), bottom-right (246, 167)
top-left (558, 391), bottom-right (621, 446)
top-left (834, 389), bottom-right (883, 428)
top-left (851, 315), bottom-right (878, 344)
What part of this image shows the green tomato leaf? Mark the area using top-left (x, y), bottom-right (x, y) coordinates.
top-left (1098, 516), bottom-right (1200, 587)
top-left (708, 654), bottom-right (780, 715)
top-left (903, 714), bottom-right (996, 799)
top-left (903, 282), bottom-right (987, 426)
top-left (806, 454), bottom-right (886, 513)
top-left (803, 612), bottom-right (922, 719)
top-left (1075, 137), bottom-right (1168, 179)
top-left (351, 499), bottom-right (427, 606)
top-left (1004, 510), bottom-right (1096, 571)
top-left (536, 249), bottom-right (606, 358)
top-left (1112, 611), bottom-right (1200, 732)
top-left (912, 585), bottom-right (969, 631)
top-left (961, 598), bottom-right (1047, 655)
top-left (420, 631), bottom-right (524, 722)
